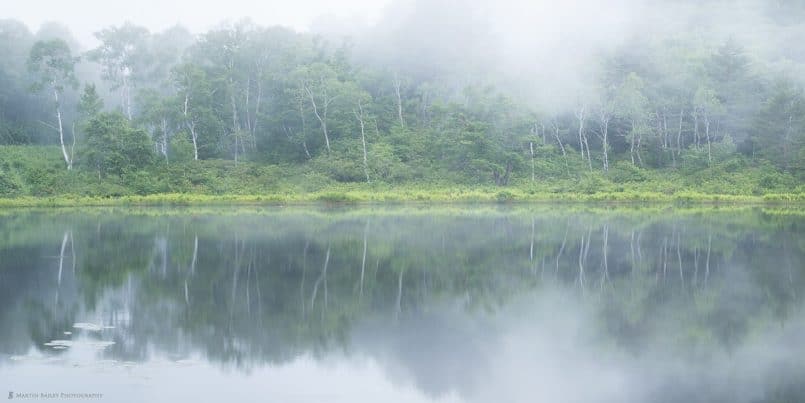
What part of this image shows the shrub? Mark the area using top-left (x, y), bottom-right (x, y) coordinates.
top-left (609, 161), bottom-right (648, 183)
top-left (0, 170), bottom-right (21, 196)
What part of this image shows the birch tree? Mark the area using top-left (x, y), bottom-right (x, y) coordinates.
top-left (694, 86), bottom-right (723, 166)
top-left (393, 72), bottom-right (405, 128)
top-left (615, 73), bottom-right (650, 166)
top-left (89, 23), bottom-right (149, 120)
top-left (294, 63), bottom-right (342, 154)
top-left (352, 89), bottom-right (373, 183)
top-left (172, 63), bottom-right (211, 160)
top-left (27, 39), bottom-right (78, 170)
top-left (575, 102), bottom-right (592, 170)
top-left (595, 96), bottom-right (614, 172)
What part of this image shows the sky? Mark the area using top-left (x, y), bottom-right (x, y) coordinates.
top-left (4, 0), bottom-right (393, 46)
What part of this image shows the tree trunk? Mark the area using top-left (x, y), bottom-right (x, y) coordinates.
top-left (231, 92), bottom-right (240, 162)
top-left (252, 79), bottom-right (262, 150)
top-left (577, 104), bottom-right (592, 170)
top-left (530, 141), bottom-right (535, 182)
top-left (674, 109), bottom-right (683, 167)
top-left (704, 111), bottom-right (712, 166)
top-left (551, 121), bottom-right (569, 177)
top-left (354, 101), bottom-right (370, 183)
top-left (598, 110), bottom-right (610, 173)
top-left (636, 129), bottom-right (644, 166)
top-left (576, 105), bottom-right (586, 159)
top-left (54, 89), bottom-right (72, 170)
top-left (393, 73), bottom-right (405, 128)
top-left (304, 84), bottom-right (331, 153)
top-left (630, 119), bottom-right (636, 165)
top-left (184, 93), bottom-right (199, 160)
top-left (583, 134), bottom-right (592, 171)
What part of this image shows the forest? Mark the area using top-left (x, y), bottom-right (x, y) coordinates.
top-left (1, 0), bottom-right (804, 201)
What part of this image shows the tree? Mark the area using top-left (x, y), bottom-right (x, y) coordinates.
top-left (750, 80), bottom-right (805, 173)
top-left (27, 39), bottom-right (78, 170)
top-left (137, 88), bottom-right (179, 161)
top-left (615, 73), bottom-right (651, 166)
top-left (575, 101), bottom-right (592, 171)
top-left (350, 87), bottom-right (373, 183)
top-left (191, 23), bottom-right (254, 161)
top-left (172, 63), bottom-right (216, 160)
top-left (594, 91), bottom-right (615, 172)
top-left (294, 63), bottom-right (344, 154)
top-left (74, 84), bottom-right (104, 161)
top-left (78, 84), bottom-right (103, 118)
top-left (88, 23), bottom-right (149, 120)
top-left (81, 112), bottom-right (154, 178)
top-left (693, 86), bottom-right (724, 166)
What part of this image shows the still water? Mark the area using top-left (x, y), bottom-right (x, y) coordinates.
top-left (0, 206), bottom-right (803, 403)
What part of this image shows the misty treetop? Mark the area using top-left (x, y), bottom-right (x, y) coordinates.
top-left (0, 2), bottom-right (804, 197)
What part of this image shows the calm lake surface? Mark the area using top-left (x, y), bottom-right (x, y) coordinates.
top-left (1, 206), bottom-right (803, 403)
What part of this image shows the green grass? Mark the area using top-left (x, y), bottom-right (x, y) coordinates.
top-left (0, 188), bottom-right (802, 208)
top-left (1, 145), bottom-right (803, 207)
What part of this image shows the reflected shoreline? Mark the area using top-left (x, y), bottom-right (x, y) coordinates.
top-left (1, 207), bottom-right (803, 403)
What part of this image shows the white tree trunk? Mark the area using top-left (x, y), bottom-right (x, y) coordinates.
top-left (576, 105), bottom-right (586, 159)
top-left (598, 110), bottom-right (610, 172)
top-left (393, 73), bottom-right (405, 128)
top-left (354, 101), bottom-right (370, 183)
top-left (304, 82), bottom-right (332, 153)
top-left (530, 141), bottom-right (535, 182)
top-left (551, 121), bottom-right (569, 176)
top-left (183, 93), bottom-right (199, 160)
top-left (704, 112), bottom-right (712, 166)
top-left (54, 88), bottom-right (72, 170)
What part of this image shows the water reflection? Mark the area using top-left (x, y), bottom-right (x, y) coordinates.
top-left (0, 206), bottom-right (803, 402)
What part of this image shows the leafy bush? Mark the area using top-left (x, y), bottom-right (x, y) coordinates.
top-left (609, 161), bottom-right (648, 183)
top-left (0, 170), bottom-right (21, 196)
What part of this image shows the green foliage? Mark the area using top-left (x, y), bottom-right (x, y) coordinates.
top-left (0, 170), bottom-right (21, 196)
top-left (609, 161), bottom-right (648, 183)
top-left (311, 149), bottom-right (366, 183)
top-left (2, 18), bottom-right (805, 199)
top-left (77, 84), bottom-right (103, 118)
top-left (81, 112), bottom-right (154, 176)
top-left (169, 133), bottom-right (195, 163)
top-left (26, 39), bottom-right (78, 93)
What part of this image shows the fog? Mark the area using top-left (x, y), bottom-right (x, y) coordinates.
top-left (8, 0), bottom-right (805, 111)
top-left (4, 0), bottom-right (392, 45)
top-left (336, 0), bottom-right (805, 109)
top-left (357, 290), bottom-right (805, 403)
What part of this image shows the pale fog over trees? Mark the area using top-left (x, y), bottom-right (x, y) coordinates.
top-left (0, 0), bottom-right (804, 194)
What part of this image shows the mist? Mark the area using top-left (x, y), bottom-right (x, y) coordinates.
top-left (10, 0), bottom-right (805, 110)
top-left (324, 0), bottom-right (805, 110)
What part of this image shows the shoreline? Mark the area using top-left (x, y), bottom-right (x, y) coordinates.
top-left (1, 190), bottom-right (803, 208)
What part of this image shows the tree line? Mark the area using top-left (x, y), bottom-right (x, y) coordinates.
top-left (1, 19), bottom-right (804, 188)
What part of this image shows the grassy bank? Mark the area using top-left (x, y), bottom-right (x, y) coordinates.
top-left (1, 146), bottom-right (803, 207)
top-left (1, 188), bottom-right (803, 208)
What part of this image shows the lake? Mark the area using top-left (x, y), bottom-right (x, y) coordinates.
top-left (1, 206), bottom-right (803, 403)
